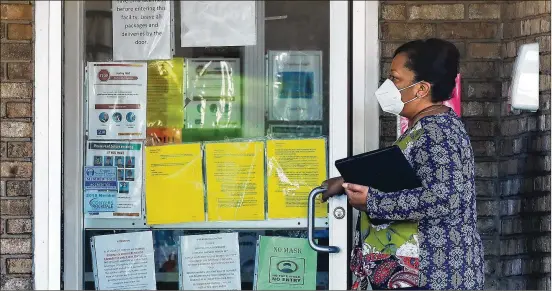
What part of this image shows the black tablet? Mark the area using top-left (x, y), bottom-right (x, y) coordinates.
top-left (334, 145), bottom-right (422, 193)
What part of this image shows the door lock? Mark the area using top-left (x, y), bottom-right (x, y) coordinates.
top-left (333, 206), bottom-right (346, 219)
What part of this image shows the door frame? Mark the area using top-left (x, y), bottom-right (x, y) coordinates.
top-left (327, 1), bottom-right (349, 289)
top-left (59, 1), bottom-right (378, 289)
top-left (34, 0), bottom-right (62, 289)
top-left (350, 1), bottom-right (381, 243)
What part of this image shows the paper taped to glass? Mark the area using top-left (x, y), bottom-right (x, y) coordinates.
top-left (180, 1), bottom-right (256, 47)
top-left (90, 231), bottom-right (157, 290)
top-left (112, 0), bottom-right (172, 60)
top-left (145, 143), bottom-right (205, 225)
top-left (146, 58), bottom-right (185, 145)
top-left (267, 51), bottom-right (323, 122)
top-left (204, 140), bottom-right (265, 221)
top-left (87, 62), bottom-right (147, 140)
top-left (184, 58), bottom-right (242, 129)
top-left (85, 141), bottom-right (144, 219)
top-left (266, 138), bottom-right (328, 219)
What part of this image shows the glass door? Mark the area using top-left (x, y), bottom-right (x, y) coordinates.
top-left (63, 1), bottom-right (349, 289)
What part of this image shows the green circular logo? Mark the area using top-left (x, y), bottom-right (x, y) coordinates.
top-left (276, 260), bottom-right (298, 273)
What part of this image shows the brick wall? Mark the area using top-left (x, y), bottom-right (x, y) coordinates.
top-left (500, 1), bottom-right (551, 289)
top-left (0, 1), bottom-right (34, 290)
top-left (379, 1), bottom-right (551, 289)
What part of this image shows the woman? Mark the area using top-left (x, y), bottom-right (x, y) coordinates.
top-left (323, 39), bottom-right (484, 290)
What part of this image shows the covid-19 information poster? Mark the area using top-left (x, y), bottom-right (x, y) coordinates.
top-left (85, 141), bottom-right (144, 219)
top-left (87, 62), bottom-right (147, 140)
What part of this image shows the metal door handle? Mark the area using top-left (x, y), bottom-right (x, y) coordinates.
top-left (307, 186), bottom-right (340, 253)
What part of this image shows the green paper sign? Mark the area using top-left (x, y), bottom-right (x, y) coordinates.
top-left (254, 236), bottom-right (317, 290)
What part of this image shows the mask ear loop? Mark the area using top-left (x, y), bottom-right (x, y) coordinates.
top-left (400, 81), bottom-right (423, 104)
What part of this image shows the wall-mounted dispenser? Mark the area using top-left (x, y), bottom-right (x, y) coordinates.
top-left (509, 43), bottom-right (540, 112)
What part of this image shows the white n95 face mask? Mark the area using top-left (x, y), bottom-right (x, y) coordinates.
top-left (375, 79), bottom-right (421, 116)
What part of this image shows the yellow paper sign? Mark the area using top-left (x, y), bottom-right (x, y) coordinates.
top-left (267, 139), bottom-right (327, 219)
top-left (145, 143), bottom-right (205, 224)
top-left (205, 141), bottom-right (265, 221)
top-left (147, 58), bottom-right (185, 128)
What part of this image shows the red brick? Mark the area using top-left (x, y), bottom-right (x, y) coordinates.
top-left (381, 4), bottom-right (405, 20)
top-left (541, 54), bottom-right (551, 74)
top-left (541, 16), bottom-right (551, 33)
top-left (462, 82), bottom-right (501, 100)
top-left (438, 23), bottom-right (499, 39)
top-left (468, 3), bottom-right (501, 20)
top-left (7, 23), bottom-right (32, 40)
top-left (0, 83), bottom-right (32, 99)
top-left (469, 43), bottom-right (501, 59)
top-left (0, 122), bottom-right (32, 138)
top-left (0, 162), bottom-right (32, 178)
top-left (6, 102), bottom-right (32, 118)
top-left (464, 120), bottom-right (496, 137)
top-left (0, 142), bottom-right (6, 159)
top-left (0, 4), bottom-right (32, 20)
top-left (0, 43), bottom-right (32, 60)
top-left (381, 42), bottom-right (402, 58)
top-left (381, 23), bottom-right (435, 41)
top-left (536, 35), bottom-right (551, 52)
top-left (409, 4), bottom-right (464, 20)
top-left (0, 277), bottom-right (32, 290)
top-left (6, 219), bottom-right (31, 234)
top-left (460, 62), bottom-right (499, 78)
top-left (6, 181), bottom-right (31, 197)
top-left (7, 62), bottom-right (33, 80)
top-left (6, 258), bottom-right (32, 274)
top-left (0, 199), bottom-right (31, 216)
top-left (7, 142), bottom-right (32, 158)
top-left (0, 22), bottom-right (4, 39)
top-left (0, 63), bottom-right (5, 80)
top-left (0, 238), bottom-right (31, 254)
top-left (462, 101), bottom-right (499, 117)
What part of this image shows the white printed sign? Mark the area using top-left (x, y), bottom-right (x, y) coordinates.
top-left (179, 233), bottom-right (241, 290)
top-left (180, 1), bottom-right (256, 47)
top-left (113, 0), bottom-right (172, 60)
top-left (91, 231), bottom-right (157, 290)
top-left (87, 62), bottom-right (147, 140)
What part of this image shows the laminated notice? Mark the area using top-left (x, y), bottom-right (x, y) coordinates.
top-left (147, 58), bottom-right (185, 129)
top-left (266, 139), bottom-right (328, 219)
top-left (146, 58), bottom-right (185, 145)
top-left (87, 62), bottom-right (147, 140)
top-left (204, 141), bottom-right (265, 221)
top-left (145, 143), bottom-right (205, 224)
top-left (184, 58), bottom-right (241, 129)
top-left (86, 141), bottom-right (143, 218)
top-left (267, 51), bottom-right (323, 122)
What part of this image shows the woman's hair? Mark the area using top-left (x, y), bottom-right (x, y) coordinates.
top-left (393, 38), bottom-right (460, 102)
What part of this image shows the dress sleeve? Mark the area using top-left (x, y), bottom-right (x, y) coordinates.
top-left (365, 126), bottom-right (465, 221)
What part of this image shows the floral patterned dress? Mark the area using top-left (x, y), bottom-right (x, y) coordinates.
top-left (351, 110), bottom-right (484, 290)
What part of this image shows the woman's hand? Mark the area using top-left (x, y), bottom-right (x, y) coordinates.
top-left (321, 176), bottom-right (345, 202)
top-left (343, 183), bottom-right (369, 211)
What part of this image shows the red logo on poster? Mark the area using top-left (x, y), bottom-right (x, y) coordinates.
top-left (98, 69), bottom-right (110, 82)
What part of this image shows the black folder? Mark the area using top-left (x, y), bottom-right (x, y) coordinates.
top-left (335, 145), bottom-right (422, 193)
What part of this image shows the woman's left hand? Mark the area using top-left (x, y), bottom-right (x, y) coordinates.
top-left (343, 183), bottom-right (369, 211)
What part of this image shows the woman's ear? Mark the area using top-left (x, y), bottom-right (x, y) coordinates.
top-left (417, 81), bottom-right (432, 99)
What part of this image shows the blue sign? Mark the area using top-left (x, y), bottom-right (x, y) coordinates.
top-left (85, 191), bottom-right (117, 213)
top-left (84, 166), bottom-right (117, 191)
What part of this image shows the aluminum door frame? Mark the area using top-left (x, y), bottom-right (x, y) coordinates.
top-left (61, 1), bottom-right (356, 289)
